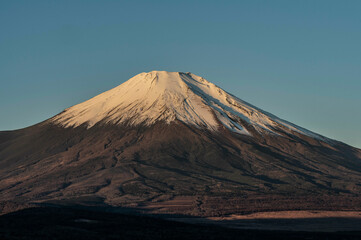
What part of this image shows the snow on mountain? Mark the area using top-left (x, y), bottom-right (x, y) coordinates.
top-left (52, 71), bottom-right (325, 140)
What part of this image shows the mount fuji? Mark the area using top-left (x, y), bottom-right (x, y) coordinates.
top-left (1, 71), bottom-right (361, 216)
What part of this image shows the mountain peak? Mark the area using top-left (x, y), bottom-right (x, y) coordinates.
top-left (52, 70), bottom-right (222, 131)
top-left (131, 71), bottom-right (191, 94)
top-left (51, 71), bottom-right (325, 141)
top-left (129, 71), bottom-right (210, 93)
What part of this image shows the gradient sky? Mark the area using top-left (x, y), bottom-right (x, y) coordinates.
top-left (1, 0), bottom-right (360, 148)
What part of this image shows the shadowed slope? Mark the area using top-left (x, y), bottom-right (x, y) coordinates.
top-left (1, 120), bottom-right (361, 216)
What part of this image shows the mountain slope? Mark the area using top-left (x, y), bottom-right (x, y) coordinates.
top-left (1, 71), bottom-right (361, 216)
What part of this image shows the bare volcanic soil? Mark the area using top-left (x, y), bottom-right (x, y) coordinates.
top-left (1, 121), bottom-right (361, 217)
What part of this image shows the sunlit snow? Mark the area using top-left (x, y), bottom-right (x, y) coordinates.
top-left (52, 71), bottom-right (325, 139)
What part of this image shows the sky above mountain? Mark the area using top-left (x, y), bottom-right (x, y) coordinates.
top-left (0, 0), bottom-right (360, 148)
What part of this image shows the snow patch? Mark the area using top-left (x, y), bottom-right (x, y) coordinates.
top-left (52, 71), bottom-right (326, 140)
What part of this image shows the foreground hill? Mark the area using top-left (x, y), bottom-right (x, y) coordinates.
top-left (1, 206), bottom-right (361, 239)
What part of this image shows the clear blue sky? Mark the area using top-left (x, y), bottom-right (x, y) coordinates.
top-left (1, 0), bottom-right (360, 148)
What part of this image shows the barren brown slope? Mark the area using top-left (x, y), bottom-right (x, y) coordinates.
top-left (1, 118), bottom-right (361, 216)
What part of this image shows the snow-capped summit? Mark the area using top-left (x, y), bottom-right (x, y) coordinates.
top-left (52, 71), bottom-right (323, 139)
top-left (2, 71), bottom-right (361, 216)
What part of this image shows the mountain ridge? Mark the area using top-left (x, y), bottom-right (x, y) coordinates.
top-left (1, 71), bottom-right (361, 216)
